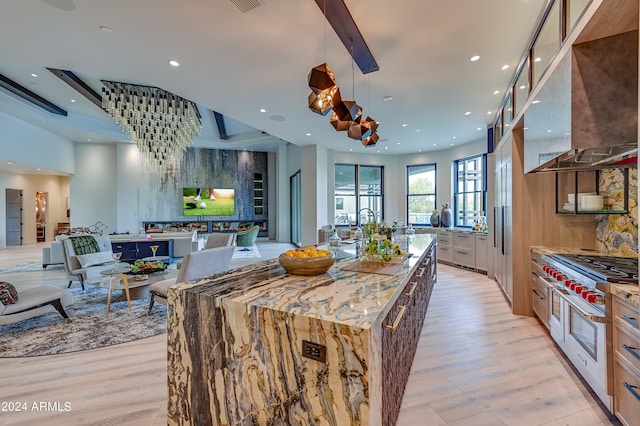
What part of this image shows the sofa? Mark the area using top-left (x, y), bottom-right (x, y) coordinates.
top-left (42, 235), bottom-right (68, 268)
top-left (60, 235), bottom-right (115, 291)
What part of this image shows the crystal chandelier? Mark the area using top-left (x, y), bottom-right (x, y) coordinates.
top-left (101, 81), bottom-right (202, 167)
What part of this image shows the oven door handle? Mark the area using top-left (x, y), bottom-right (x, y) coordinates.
top-left (559, 292), bottom-right (606, 323)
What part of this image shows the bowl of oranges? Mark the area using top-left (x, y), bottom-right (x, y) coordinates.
top-left (279, 246), bottom-right (335, 276)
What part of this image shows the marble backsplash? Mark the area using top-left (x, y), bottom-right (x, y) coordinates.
top-left (596, 168), bottom-right (638, 257)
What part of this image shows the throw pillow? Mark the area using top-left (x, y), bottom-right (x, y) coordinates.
top-left (0, 281), bottom-right (18, 304)
top-left (76, 251), bottom-right (114, 268)
top-left (70, 235), bottom-right (100, 255)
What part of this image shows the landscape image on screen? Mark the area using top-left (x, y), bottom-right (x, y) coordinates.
top-left (183, 188), bottom-right (235, 216)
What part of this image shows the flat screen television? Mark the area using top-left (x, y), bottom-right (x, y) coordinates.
top-left (183, 188), bottom-right (235, 216)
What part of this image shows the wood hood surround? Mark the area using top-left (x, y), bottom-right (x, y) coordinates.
top-left (497, 0), bottom-right (639, 316)
top-left (523, 0), bottom-right (638, 173)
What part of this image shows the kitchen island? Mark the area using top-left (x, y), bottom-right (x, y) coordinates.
top-left (166, 235), bottom-right (436, 425)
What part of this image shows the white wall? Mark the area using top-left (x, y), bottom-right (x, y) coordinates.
top-left (0, 112), bottom-right (75, 174)
top-left (72, 143), bottom-right (118, 234)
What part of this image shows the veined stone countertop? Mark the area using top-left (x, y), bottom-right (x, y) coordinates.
top-left (170, 234), bottom-right (435, 328)
top-left (166, 234), bottom-right (437, 425)
top-left (531, 246), bottom-right (639, 307)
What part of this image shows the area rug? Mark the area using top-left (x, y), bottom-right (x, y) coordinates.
top-left (0, 261), bottom-right (63, 273)
top-left (232, 245), bottom-right (261, 259)
top-left (0, 285), bottom-right (166, 357)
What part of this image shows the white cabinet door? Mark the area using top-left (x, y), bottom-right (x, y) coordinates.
top-left (474, 233), bottom-right (488, 271)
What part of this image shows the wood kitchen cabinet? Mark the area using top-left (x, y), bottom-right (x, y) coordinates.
top-left (612, 293), bottom-right (640, 425)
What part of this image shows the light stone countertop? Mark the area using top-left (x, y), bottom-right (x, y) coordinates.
top-left (171, 234), bottom-right (436, 329)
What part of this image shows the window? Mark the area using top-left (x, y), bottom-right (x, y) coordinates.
top-left (334, 164), bottom-right (383, 226)
top-left (406, 164), bottom-right (436, 226)
top-left (454, 154), bottom-right (486, 227)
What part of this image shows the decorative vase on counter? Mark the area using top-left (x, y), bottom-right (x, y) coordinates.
top-left (440, 203), bottom-right (452, 228)
top-left (430, 210), bottom-right (440, 227)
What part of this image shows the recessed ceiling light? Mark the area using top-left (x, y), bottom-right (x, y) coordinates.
top-left (470, 55), bottom-right (480, 62)
top-left (7, 162), bottom-right (13, 165)
top-left (383, 96), bottom-right (393, 102)
top-left (487, 111), bottom-right (493, 115)
top-left (416, 129), bottom-right (421, 132)
top-left (384, 146), bottom-right (389, 150)
top-left (519, 85), bottom-right (526, 89)
top-left (534, 57), bottom-right (542, 62)
top-left (99, 25), bottom-right (113, 34)
top-left (87, 138), bottom-right (92, 142)
top-left (433, 143), bottom-right (437, 146)
top-left (36, 168), bottom-right (41, 171)
top-left (306, 133), bottom-right (311, 136)
top-left (402, 123), bottom-right (407, 127)
top-left (493, 90), bottom-right (500, 95)
top-left (376, 150), bottom-right (380, 153)
top-left (532, 100), bottom-right (541, 104)
top-left (169, 60), bottom-right (180, 67)
top-left (524, 127), bottom-right (529, 130)
top-left (70, 99), bottom-right (76, 103)
top-left (477, 127), bottom-right (482, 131)
top-left (259, 108), bottom-right (266, 113)
top-left (452, 136), bottom-right (457, 139)
top-left (565, 132), bottom-right (571, 136)
top-left (450, 143), bottom-right (454, 146)
top-left (547, 129), bottom-right (552, 133)
top-left (418, 149), bottom-right (422, 152)
top-left (31, 73), bottom-right (38, 78)
top-left (501, 65), bottom-right (510, 70)
top-left (464, 111), bottom-right (471, 116)
top-left (505, 123), bottom-right (510, 127)
top-left (397, 142), bottom-right (401, 145)
top-left (349, 148), bottom-right (353, 152)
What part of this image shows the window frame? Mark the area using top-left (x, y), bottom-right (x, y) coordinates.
top-left (453, 154), bottom-right (487, 228)
top-left (334, 163), bottom-right (384, 227)
top-left (406, 163), bottom-right (437, 227)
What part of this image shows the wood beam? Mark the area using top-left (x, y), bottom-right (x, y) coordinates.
top-left (313, 0), bottom-right (379, 74)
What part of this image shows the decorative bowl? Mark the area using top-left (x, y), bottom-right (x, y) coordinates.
top-left (278, 252), bottom-right (335, 276)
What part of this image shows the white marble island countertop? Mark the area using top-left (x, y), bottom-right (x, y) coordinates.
top-left (171, 234), bottom-right (435, 329)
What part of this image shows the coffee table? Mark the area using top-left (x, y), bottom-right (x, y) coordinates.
top-left (97, 267), bottom-right (178, 317)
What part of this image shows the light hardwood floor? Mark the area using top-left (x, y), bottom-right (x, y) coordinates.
top-left (0, 244), bottom-right (618, 425)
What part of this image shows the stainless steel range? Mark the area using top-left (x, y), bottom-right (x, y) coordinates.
top-left (532, 252), bottom-right (639, 412)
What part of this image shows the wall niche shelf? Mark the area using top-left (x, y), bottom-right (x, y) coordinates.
top-left (143, 220), bottom-right (268, 237)
top-left (555, 168), bottom-right (630, 215)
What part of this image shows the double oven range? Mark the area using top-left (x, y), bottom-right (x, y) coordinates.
top-left (532, 252), bottom-right (638, 411)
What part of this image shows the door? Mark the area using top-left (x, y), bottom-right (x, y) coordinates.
top-left (290, 171), bottom-right (302, 247)
top-left (5, 189), bottom-right (23, 246)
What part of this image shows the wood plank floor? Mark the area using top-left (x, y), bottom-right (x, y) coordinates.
top-left (0, 244), bottom-right (618, 425)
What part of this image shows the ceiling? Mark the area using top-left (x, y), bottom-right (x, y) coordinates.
top-left (0, 0), bottom-right (547, 175)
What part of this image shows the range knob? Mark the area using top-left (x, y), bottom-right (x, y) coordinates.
top-left (581, 289), bottom-right (590, 299)
top-left (574, 285), bottom-right (583, 294)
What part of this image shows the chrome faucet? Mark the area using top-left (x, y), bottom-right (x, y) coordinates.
top-left (357, 208), bottom-right (376, 224)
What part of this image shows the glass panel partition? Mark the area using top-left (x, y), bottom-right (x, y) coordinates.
top-left (532, 0), bottom-right (561, 85)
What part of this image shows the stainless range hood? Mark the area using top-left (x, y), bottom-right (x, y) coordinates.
top-left (531, 146), bottom-right (637, 173)
top-left (524, 26), bottom-right (638, 174)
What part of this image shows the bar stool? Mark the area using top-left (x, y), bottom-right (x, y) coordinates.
top-left (106, 273), bottom-right (131, 318)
